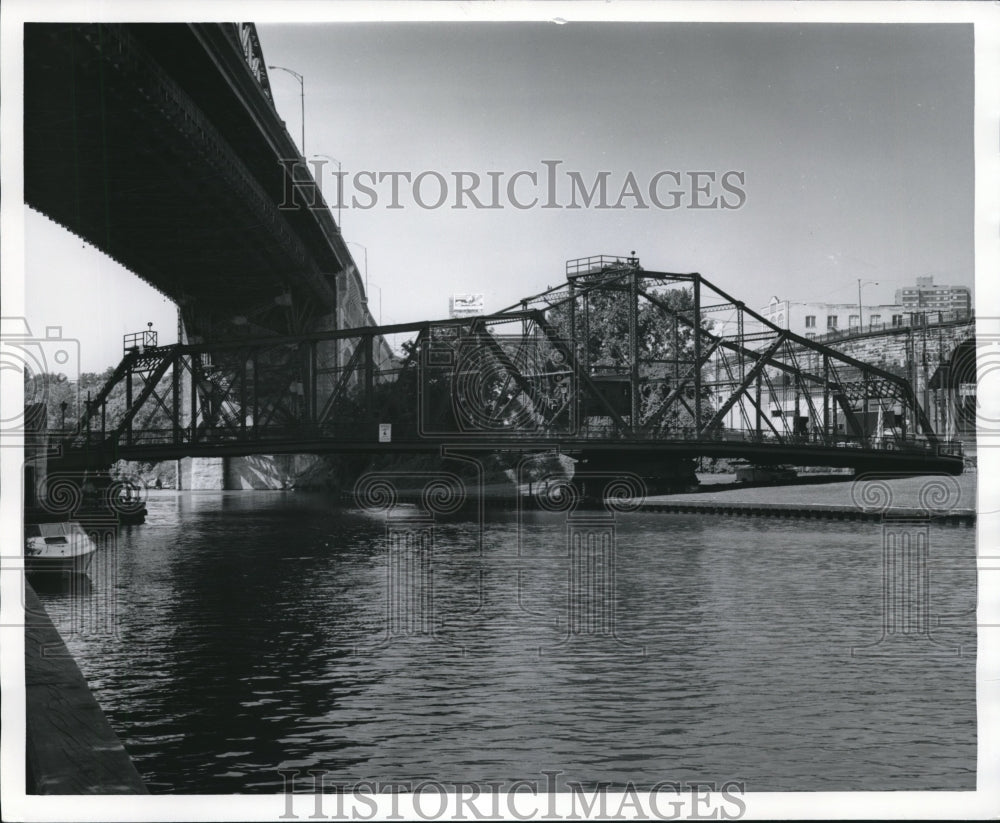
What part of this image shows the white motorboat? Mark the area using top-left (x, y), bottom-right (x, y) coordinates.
top-left (24, 522), bottom-right (97, 574)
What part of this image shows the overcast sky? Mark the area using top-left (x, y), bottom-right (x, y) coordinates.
top-left (24, 21), bottom-right (974, 372)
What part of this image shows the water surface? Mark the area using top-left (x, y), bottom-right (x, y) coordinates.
top-left (38, 490), bottom-right (976, 792)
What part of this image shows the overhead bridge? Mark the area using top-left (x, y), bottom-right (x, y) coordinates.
top-left (25, 22), bottom-right (361, 340)
top-left (46, 260), bottom-right (964, 478)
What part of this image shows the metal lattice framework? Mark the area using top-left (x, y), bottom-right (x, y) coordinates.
top-left (49, 257), bottom-right (962, 475)
top-left (501, 256), bottom-right (941, 449)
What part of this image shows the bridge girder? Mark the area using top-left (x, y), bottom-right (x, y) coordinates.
top-left (508, 260), bottom-right (940, 449)
top-left (48, 267), bottom-right (963, 477)
top-left (25, 22), bottom-right (355, 340)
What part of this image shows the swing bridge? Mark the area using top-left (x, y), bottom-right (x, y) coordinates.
top-left (43, 257), bottom-right (963, 478)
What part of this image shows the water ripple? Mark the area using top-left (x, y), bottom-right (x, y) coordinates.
top-left (38, 491), bottom-right (977, 792)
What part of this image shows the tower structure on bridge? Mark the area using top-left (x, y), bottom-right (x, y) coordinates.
top-left (44, 256), bottom-right (963, 488)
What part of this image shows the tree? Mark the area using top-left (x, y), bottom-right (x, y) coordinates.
top-left (26, 367), bottom-right (179, 436)
top-left (545, 271), bottom-right (715, 431)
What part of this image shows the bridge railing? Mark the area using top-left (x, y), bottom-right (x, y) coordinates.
top-left (123, 328), bottom-right (158, 354)
top-left (68, 422), bottom-right (963, 461)
top-left (48, 262), bottom-right (965, 473)
top-left (561, 420), bottom-right (961, 454)
top-left (565, 254), bottom-right (640, 280)
top-left (805, 309), bottom-right (973, 345)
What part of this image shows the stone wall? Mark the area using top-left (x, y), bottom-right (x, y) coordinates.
top-left (821, 321), bottom-right (973, 382)
top-left (735, 319), bottom-right (975, 443)
top-left (176, 454), bottom-right (338, 490)
top-left (766, 320), bottom-right (975, 442)
top-left (823, 322), bottom-right (974, 434)
top-left (176, 456), bottom-right (225, 490)
top-left (225, 454), bottom-right (333, 490)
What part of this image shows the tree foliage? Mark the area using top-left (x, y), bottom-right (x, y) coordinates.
top-left (545, 276), bottom-right (715, 430)
top-left (25, 368), bottom-right (175, 434)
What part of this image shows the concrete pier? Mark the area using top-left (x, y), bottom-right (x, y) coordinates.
top-left (24, 582), bottom-right (147, 794)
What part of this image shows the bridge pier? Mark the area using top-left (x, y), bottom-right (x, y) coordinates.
top-left (170, 279), bottom-right (380, 491)
top-left (175, 457), bottom-right (226, 490)
top-left (575, 454), bottom-right (699, 498)
top-left (172, 305), bottom-right (357, 491)
top-left (176, 455), bottom-right (333, 490)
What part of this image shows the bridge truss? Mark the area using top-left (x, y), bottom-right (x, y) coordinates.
top-left (49, 257), bottom-right (962, 475)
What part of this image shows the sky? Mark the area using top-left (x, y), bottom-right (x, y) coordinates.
top-left (23, 20), bottom-right (975, 373)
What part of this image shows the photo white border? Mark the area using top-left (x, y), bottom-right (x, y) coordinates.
top-left (2, 1), bottom-right (997, 820)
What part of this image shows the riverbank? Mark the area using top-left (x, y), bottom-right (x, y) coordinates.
top-left (678, 470), bottom-right (975, 508)
top-left (638, 470), bottom-right (976, 522)
top-left (333, 468), bottom-right (976, 522)
top-left (24, 581), bottom-right (147, 794)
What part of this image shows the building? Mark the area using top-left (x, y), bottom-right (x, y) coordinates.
top-left (895, 275), bottom-right (971, 313)
top-left (760, 297), bottom-right (909, 339)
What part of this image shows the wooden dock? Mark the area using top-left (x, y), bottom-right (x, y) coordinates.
top-left (24, 582), bottom-right (147, 794)
top-left (638, 499), bottom-right (975, 523)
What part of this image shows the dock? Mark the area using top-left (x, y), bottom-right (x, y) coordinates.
top-left (637, 499), bottom-right (974, 523)
top-left (637, 471), bottom-right (976, 524)
top-left (24, 582), bottom-right (147, 794)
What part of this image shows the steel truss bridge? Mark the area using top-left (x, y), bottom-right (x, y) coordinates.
top-left (48, 258), bottom-right (963, 477)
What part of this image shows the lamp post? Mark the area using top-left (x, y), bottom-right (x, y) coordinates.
top-left (311, 154), bottom-right (343, 230)
top-left (368, 283), bottom-right (383, 325)
top-left (347, 241), bottom-right (368, 295)
top-left (268, 65), bottom-right (305, 155)
top-left (857, 278), bottom-right (879, 331)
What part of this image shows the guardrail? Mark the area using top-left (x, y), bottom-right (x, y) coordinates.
top-left (565, 254), bottom-right (640, 279)
top-left (805, 310), bottom-right (973, 345)
top-left (122, 328), bottom-right (158, 354)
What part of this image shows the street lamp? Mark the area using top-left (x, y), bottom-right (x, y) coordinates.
top-left (347, 241), bottom-right (368, 294)
top-left (857, 278), bottom-right (879, 331)
top-left (268, 65), bottom-right (305, 155)
top-left (346, 242), bottom-right (381, 325)
top-left (311, 154), bottom-right (343, 230)
top-left (368, 283), bottom-right (383, 325)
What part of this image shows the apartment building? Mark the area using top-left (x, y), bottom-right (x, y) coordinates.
top-left (895, 276), bottom-right (972, 313)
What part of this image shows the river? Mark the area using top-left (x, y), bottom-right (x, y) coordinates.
top-left (35, 489), bottom-right (977, 793)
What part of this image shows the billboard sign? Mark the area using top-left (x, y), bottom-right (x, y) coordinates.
top-left (449, 293), bottom-right (485, 318)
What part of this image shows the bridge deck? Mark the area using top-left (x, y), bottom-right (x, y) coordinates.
top-left (52, 432), bottom-right (964, 475)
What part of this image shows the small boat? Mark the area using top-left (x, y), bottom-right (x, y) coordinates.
top-left (24, 522), bottom-right (97, 574)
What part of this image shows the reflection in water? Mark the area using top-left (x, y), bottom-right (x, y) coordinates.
top-left (28, 571), bottom-right (94, 596)
top-left (38, 490), bottom-right (977, 793)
